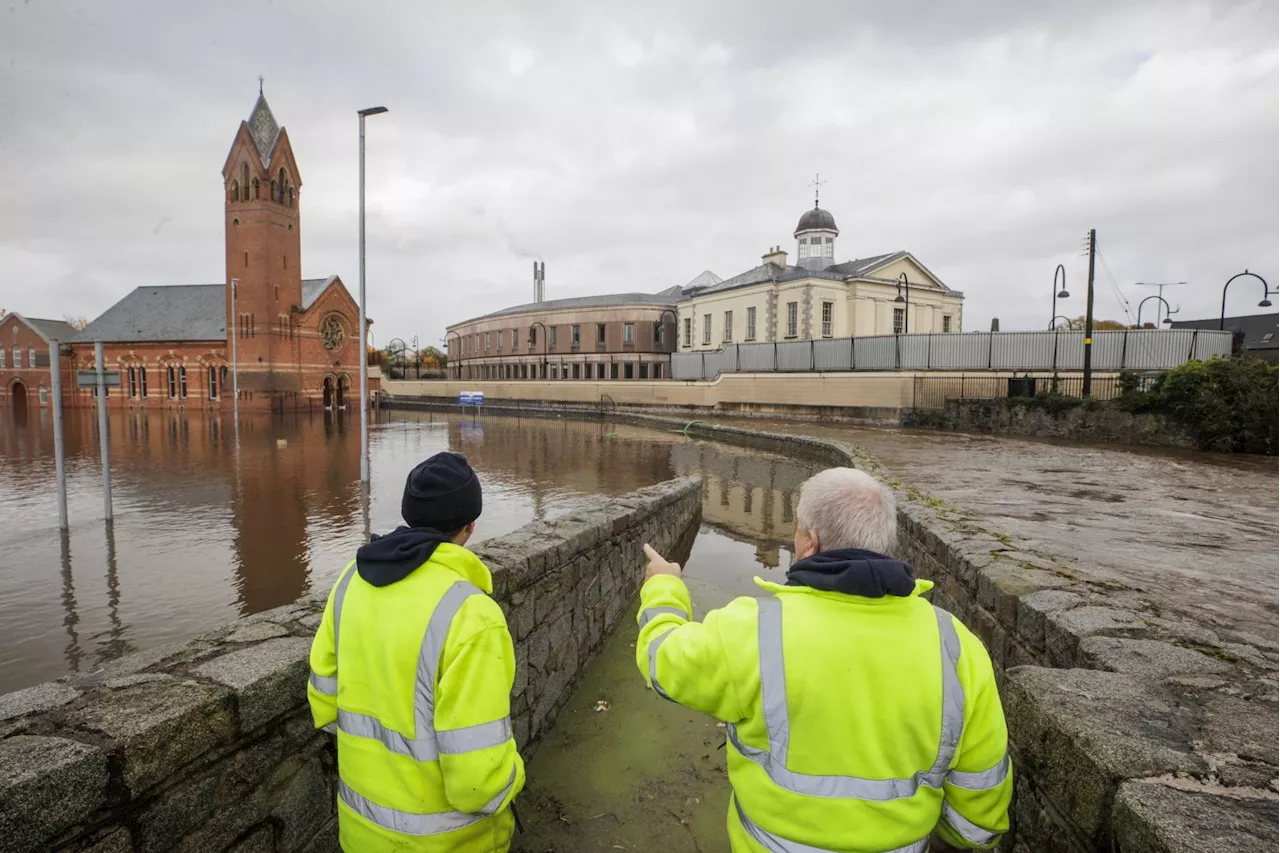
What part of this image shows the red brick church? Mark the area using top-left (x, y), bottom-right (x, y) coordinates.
top-left (1, 89), bottom-right (374, 415)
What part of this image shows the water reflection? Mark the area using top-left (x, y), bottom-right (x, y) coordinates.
top-left (0, 409), bottom-right (818, 693)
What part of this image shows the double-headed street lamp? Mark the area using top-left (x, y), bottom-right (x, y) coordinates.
top-left (357, 104), bottom-right (388, 486)
top-left (1048, 264), bottom-right (1070, 330)
top-left (1136, 296), bottom-right (1177, 329)
top-left (1220, 270), bottom-right (1275, 330)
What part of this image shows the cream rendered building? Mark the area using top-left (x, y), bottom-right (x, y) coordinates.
top-left (677, 201), bottom-right (963, 351)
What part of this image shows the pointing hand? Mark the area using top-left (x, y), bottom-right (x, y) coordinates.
top-left (643, 543), bottom-right (682, 580)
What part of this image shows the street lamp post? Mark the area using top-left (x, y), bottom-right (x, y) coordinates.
top-left (445, 331), bottom-right (462, 380)
top-left (1048, 264), bottom-right (1070, 330)
top-left (230, 278), bottom-right (240, 426)
top-left (1050, 315), bottom-right (1073, 329)
top-left (528, 321), bottom-right (548, 380)
top-left (357, 105), bottom-right (388, 486)
top-left (1136, 295), bottom-right (1176, 328)
top-left (1220, 270), bottom-right (1275, 330)
top-left (655, 308), bottom-right (678, 378)
top-left (894, 273), bottom-right (910, 333)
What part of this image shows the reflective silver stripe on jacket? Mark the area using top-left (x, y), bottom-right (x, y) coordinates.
top-left (309, 672), bottom-right (338, 695)
top-left (330, 577), bottom-right (517, 834)
top-left (728, 597), bottom-right (966, 802)
top-left (648, 629), bottom-right (678, 702)
top-left (338, 766), bottom-right (520, 836)
top-left (947, 751), bottom-right (1010, 791)
top-left (941, 801), bottom-right (999, 846)
top-left (733, 795), bottom-right (927, 853)
top-left (311, 562), bottom-right (357, 697)
top-left (640, 606), bottom-right (688, 628)
top-left (641, 606), bottom-right (688, 703)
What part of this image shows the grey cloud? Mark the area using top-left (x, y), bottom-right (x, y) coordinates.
top-left (1, 0), bottom-right (1275, 342)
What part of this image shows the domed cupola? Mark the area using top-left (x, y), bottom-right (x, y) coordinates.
top-left (794, 177), bottom-right (838, 272)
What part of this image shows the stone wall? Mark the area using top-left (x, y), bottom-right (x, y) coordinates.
top-left (575, 414), bottom-right (1278, 853)
top-left (0, 478), bottom-right (702, 853)
top-left (903, 398), bottom-right (1196, 449)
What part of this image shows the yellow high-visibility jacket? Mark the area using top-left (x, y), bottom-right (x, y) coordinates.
top-left (637, 573), bottom-right (1012, 853)
top-left (308, 543), bottom-right (525, 853)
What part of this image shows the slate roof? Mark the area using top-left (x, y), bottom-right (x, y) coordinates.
top-left (75, 285), bottom-right (226, 343)
top-left (24, 317), bottom-right (79, 342)
top-left (679, 250), bottom-right (956, 301)
top-left (246, 93), bottom-right (281, 167)
top-left (1171, 313), bottom-right (1279, 351)
top-left (302, 276), bottom-right (338, 311)
top-left (452, 287), bottom-right (684, 327)
top-left (683, 270), bottom-right (723, 290)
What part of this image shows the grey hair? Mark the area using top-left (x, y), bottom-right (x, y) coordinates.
top-left (795, 467), bottom-right (898, 555)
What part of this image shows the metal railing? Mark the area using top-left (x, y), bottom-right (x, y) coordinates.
top-left (670, 329), bottom-right (1232, 380)
top-left (909, 374), bottom-right (1126, 410)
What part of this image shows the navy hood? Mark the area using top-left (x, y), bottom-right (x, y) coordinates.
top-left (786, 548), bottom-right (916, 598)
top-left (356, 526), bottom-right (452, 587)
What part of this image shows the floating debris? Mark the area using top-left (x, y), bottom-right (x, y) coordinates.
top-left (593, 699), bottom-right (611, 712)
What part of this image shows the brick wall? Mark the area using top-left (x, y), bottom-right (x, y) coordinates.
top-left (0, 478), bottom-right (702, 853)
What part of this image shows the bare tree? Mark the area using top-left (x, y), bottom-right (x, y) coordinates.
top-left (64, 314), bottom-right (89, 331)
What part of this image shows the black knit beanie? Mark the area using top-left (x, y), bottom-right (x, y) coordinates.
top-left (401, 452), bottom-right (483, 532)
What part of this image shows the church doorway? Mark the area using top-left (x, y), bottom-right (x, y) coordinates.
top-left (336, 375), bottom-right (349, 410)
top-left (10, 380), bottom-right (27, 421)
top-left (322, 377), bottom-right (334, 410)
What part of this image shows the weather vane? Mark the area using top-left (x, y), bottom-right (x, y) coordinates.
top-left (258, 75), bottom-right (264, 96)
top-left (809, 173), bottom-right (826, 207)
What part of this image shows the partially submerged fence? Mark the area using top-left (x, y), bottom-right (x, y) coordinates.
top-left (671, 329), bottom-right (1232, 380)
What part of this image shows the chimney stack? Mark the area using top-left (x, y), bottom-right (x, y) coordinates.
top-left (762, 246), bottom-right (788, 267)
top-left (532, 261), bottom-right (546, 303)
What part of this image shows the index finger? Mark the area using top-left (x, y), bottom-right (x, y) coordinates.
top-left (642, 543), bottom-right (661, 560)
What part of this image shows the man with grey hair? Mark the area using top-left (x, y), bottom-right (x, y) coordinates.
top-left (637, 467), bottom-right (1012, 852)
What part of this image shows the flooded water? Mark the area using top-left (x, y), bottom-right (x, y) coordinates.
top-left (0, 408), bottom-right (814, 694)
top-left (713, 419), bottom-right (1280, 646)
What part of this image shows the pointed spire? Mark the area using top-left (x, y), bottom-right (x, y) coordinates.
top-left (246, 84), bottom-right (281, 167)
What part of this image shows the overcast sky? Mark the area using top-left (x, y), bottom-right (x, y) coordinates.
top-left (1, 0), bottom-right (1276, 346)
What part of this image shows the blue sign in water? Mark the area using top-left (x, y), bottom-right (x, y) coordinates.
top-left (458, 391), bottom-right (484, 406)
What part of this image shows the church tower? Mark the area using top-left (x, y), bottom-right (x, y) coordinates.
top-left (222, 85), bottom-right (303, 395)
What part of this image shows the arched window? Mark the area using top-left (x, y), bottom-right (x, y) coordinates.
top-left (179, 366), bottom-right (188, 398)
top-left (140, 367), bottom-right (148, 398)
top-left (278, 169), bottom-right (287, 197)
top-left (271, 180), bottom-right (278, 202)
top-left (241, 163), bottom-right (250, 193)
top-left (28, 347), bottom-right (36, 366)
top-left (229, 181), bottom-right (239, 203)
top-left (208, 366), bottom-right (218, 399)
top-left (252, 178), bottom-right (260, 199)
top-left (288, 187), bottom-right (295, 208)
top-left (167, 366), bottom-right (176, 398)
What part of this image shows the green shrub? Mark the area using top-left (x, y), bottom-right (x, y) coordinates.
top-left (1150, 357), bottom-right (1278, 453)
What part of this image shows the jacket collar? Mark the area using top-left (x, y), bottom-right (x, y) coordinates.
top-left (754, 547), bottom-right (931, 601)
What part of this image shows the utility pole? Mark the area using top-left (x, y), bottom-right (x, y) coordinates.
top-left (1082, 228), bottom-right (1097, 397)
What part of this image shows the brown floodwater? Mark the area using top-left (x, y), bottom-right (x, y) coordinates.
top-left (0, 408), bottom-right (817, 694)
